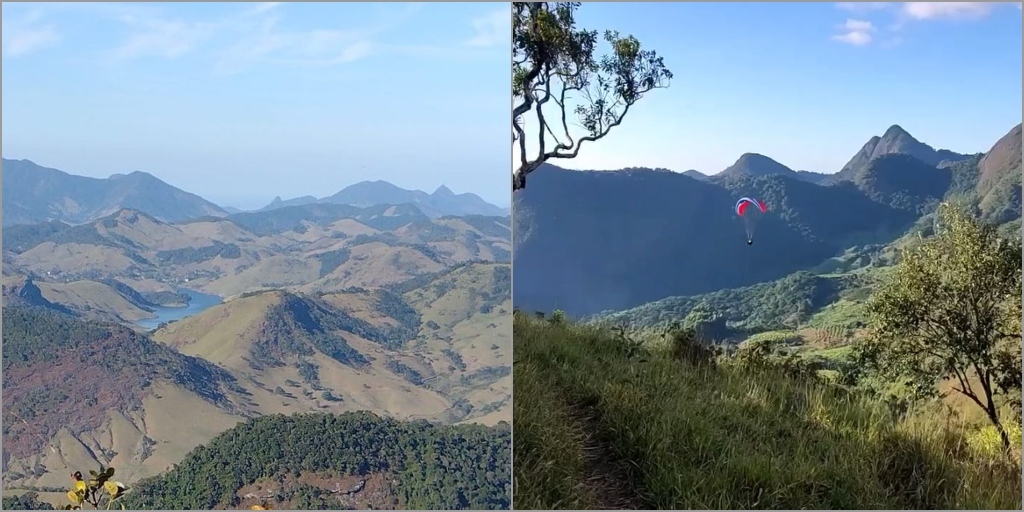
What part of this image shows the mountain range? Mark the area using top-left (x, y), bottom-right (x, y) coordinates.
top-left (1, 159), bottom-right (229, 227)
top-left (1, 158), bottom-right (507, 227)
top-left (512, 123), bottom-right (1021, 317)
top-left (261, 181), bottom-right (509, 218)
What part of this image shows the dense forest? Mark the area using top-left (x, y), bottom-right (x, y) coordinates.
top-left (123, 412), bottom-right (511, 510)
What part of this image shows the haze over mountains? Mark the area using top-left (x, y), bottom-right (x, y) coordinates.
top-left (2, 159), bottom-right (230, 227)
top-left (513, 123), bottom-right (1021, 317)
top-left (1, 158), bottom-right (507, 227)
top-left (261, 181), bottom-right (509, 218)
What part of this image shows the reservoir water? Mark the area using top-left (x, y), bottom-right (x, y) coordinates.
top-left (137, 288), bottom-right (223, 330)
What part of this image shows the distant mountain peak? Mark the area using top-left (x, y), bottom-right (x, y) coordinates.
top-left (682, 169), bottom-right (709, 181)
top-left (2, 158), bottom-right (229, 226)
top-left (433, 185), bottom-right (455, 196)
top-left (735, 153), bottom-right (780, 165)
top-left (831, 123), bottom-right (969, 183)
top-left (882, 124), bottom-right (910, 138)
top-left (719, 153), bottom-right (795, 178)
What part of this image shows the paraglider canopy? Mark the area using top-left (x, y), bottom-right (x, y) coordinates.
top-left (735, 197), bottom-right (767, 243)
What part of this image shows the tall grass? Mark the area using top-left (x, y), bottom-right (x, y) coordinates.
top-left (513, 315), bottom-right (1022, 510)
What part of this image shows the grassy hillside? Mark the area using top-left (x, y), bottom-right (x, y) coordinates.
top-left (598, 270), bottom-right (871, 332)
top-left (123, 412), bottom-right (510, 510)
top-left (2, 262), bottom-right (511, 493)
top-left (1, 307), bottom-right (253, 488)
top-left (512, 315), bottom-right (1021, 510)
top-left (513, 124), bottom-right (1022, 510)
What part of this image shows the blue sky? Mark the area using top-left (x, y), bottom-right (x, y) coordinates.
top-left (2, 2), bottom-right (509, 209)
top-left (518, 2), bottom-right (1022, 175)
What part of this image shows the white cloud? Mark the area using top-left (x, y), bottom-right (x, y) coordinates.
top-left (465, 8), bottom-right (508, 48)
top-left (835, 2), bottom-right (891, 12)
top-left (249, 2), bottom-right (281, 15)
top-left (104, 3), bottom-right (383, 72)
top-left (112, 17), bottom-right (217, 59)
top-left (337, 40), bottom-right (373, 62)
top-left (2, 10), bottom-right (61, 57)
top-left (901, 2), bottom-right (997, 20)
top-left (213, 15), bottom-right (376, 73)
top-left (832, 18), bottom-right (875, 46)
top-left (831, 2), bottom-right (1010, 48)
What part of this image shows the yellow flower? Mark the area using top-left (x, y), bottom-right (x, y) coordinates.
top-left (74, 480), bottom-right (87, 493)
top-left (67, 489), bottom-right (83, 506)
top-left (104, 480), bottom-right (124, 497)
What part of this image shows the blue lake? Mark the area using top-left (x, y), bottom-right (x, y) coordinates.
top-left (136, 288), bottom-right (223, 330)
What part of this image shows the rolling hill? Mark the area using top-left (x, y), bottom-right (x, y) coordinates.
top-left (513, 124), bottom-right (1019, 317)
top-left (1, 162), bottom-right (512, 507)
top-left (2, 204), bottom-right (511, 303)
top-left (1, 261), bottom-right (512, 492)
top-left (1, 307), bottom-right (254, 489)
top-left (2, 267), bottom-right (511, 494)
top-left (1, 159), bottom-right (229, 227)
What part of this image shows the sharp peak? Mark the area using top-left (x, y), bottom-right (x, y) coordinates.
top-left (882, 124), bottom-right (913, 138)
top-left (105, 208), bottom-right (160, 222)
top-left (433, 184), bottom-right (455, 195)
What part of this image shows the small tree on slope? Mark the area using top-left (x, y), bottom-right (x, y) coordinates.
top-left (863, 204), bottom-right (1022, 450)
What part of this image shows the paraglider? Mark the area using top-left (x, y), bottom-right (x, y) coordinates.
top-left (735, 197), bottom-right (767, 245)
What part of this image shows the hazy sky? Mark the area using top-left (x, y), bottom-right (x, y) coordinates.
top-left (2, 2), bottom-right (510, 209)
top-left (516, 2), bottom-right (1022, 175)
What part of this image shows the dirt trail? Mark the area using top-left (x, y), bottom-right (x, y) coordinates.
top-left (570, 399), bottom-right (647, 510)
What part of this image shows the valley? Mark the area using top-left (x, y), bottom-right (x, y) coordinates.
top-left (1, 163), bottom-right (512, 509)
top-left (513, 124), bottom-right (1021, 318)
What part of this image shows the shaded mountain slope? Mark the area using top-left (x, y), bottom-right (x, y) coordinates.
top-left (513, 164), bottom-right (915, 316)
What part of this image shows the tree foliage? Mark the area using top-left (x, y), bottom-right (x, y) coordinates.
top-left (123, 412), bottom-right (511, 510)
top-left (2, 491), bottom-right (56, 510)
top-left (862, 204), bottom-right (1022, 449)
top-left (511, 2), bottom-right (672, 190)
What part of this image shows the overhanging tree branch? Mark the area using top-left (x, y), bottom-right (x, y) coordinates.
top-left (511, 2), bottom-right (672, 191)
